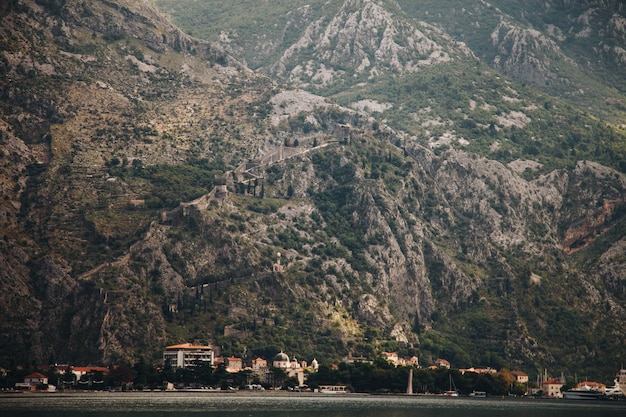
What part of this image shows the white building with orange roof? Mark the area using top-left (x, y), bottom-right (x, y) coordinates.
top-left (226, 357), bottom-right (243, 372)
top-left (50, 365), bottom-right (109, 380)
top-left (542, 378), bottom-right (564, 398)
top-left (163, 343), bottom-right (214, 368)
top-left (15, 372), bottom-right (55, 391)
top-left (252, 357), bottom-right (267, 371)
top-left (575, 381), bottom-right (606, 391)
top-left (511, 370), bottom-right (529, 384)
top-left (71, 366), bottom-right (109, 379)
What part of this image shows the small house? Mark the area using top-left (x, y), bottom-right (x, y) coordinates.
top-left (542, 379), bottom-right (564, 398)
top-left (435, 358), bottom-right (451, 369)
top-left (15, 372), bottom-right (52, 391)
top-left (511, 371), bottom-right (529, 384)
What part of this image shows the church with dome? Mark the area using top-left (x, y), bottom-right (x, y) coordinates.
top-left (267, 351), bottom-right (318, 387)
top-left (167, 345), bottom-right (321, 389)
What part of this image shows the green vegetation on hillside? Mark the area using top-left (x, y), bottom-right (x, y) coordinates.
top-left (151, 0), bottom-right (343, 67)
top-left (398, 0), bottom-right (626, 122)
top-left (107, 158), bottom-right (225, 209)
top-left (334, 61), bottom-right (626, 173)
top-left (3, 0), bottom-right (625, 381)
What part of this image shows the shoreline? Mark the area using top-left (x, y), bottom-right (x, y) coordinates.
top-left (1, 389), bottom-right (624, 402)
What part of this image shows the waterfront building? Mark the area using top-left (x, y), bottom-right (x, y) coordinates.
top-left (511, 371), bottom-right (529, 384)
top-left (270, 351), bottom-right (305, 386)
top-left (542, 379), bottom-right (564, 398)
top-left (252, 357), bottom-right (267, 371)
top-left (226, 357), bottom-right (243, 372)
top-left (163, 343), bottom-right (214, 368)
top-left (15, 372), bottom-right (50, 391)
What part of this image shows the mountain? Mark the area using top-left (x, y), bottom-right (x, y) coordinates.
top-left (1, 0), bottom-right (625, 381)
top-left (153, 0), bottom-right (626, 122)
top-left (0, 0), bottom-right (278, 365)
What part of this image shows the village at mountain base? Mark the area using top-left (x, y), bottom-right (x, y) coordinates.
top-left (4, 343), bottom-right (626, 398)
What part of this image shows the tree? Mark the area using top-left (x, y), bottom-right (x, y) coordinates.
top-left (267, 367), bottom-right (287, 388)
top-left (108, 365), bottom-right (136, 390)
top-left (92, 370), bottom-right (105, 390)
top-left (194, 361), bottom-right (214, 386)
top-left (160, 363), bottom-right (176, 386)
top-left (133, 357), bottom-right (151, 387)
top-left (284, 376), bottom-right (300, 389)
top-left (497, 368), bottom-right (515, 389)
top-left (132, 158), bottom-right (143, 173)
top-left (61, 368), bottom-right (77, 389)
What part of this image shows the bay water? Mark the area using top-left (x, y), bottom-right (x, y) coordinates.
top-left (1, 392), bottom-right (625, 417)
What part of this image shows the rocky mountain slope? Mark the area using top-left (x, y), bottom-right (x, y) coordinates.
top-left (400, 0), bottom-right (626, 122)
top-left (154, 0), bottom-right (626, 123)
top-left (1, 0), bottom-right (625, 380)
top-left (0, 0), bottom-right (278, 364)
top-left (268, 0), bottom-right (466, 87)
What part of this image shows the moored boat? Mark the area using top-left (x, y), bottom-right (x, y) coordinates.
top-left (562, 385), bottom-right (606, 400)
top-left (605, 379), bottom-right (623, 397)
top-left (444, 374), bottom-right (459, 397)
top-left (618, 369), bottom-right (626, 397)
top-left (318, 385), bottom-right (348, 394)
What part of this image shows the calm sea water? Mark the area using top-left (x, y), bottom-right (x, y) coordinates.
top-left (1, 392), bottom-right (625, 417)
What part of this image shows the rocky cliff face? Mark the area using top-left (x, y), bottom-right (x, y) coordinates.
top-left (492, 0), bottom-right (626, 88)
top-left (490, 19), bottom-right (565, 86)
top-left (74, 131), bottom-right (625, 368)
top-left (397, 0), bottom-right (626, 117)
top-left (269, 0), bottom-right (471, 88)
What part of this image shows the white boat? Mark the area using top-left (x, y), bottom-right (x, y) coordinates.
top-left (563, 382), bottom-right (606, 400)
top-left (562, 388), bottom-right (606, 400)
top-left (444, 374), bottom-right (459, 397)
top-left (605, 379), bottom-right (623, 397)
top-left (618, 369), bottom-right (626, 397)
top-left (469, 391), bottom-right (487, 397)
top-left (318, 385), bottom-right (348, 394)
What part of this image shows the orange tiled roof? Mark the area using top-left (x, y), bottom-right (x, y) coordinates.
top-left (543, 379), bottom-right (563, 385)
top-left (166, 343), bottom-right (213, 350)
top-left (72, 367), bottom-right (108, 373)
top-left (26, 372), bottom-right (47, 379)
top-left (576, 381), bottom-right (605, 389)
